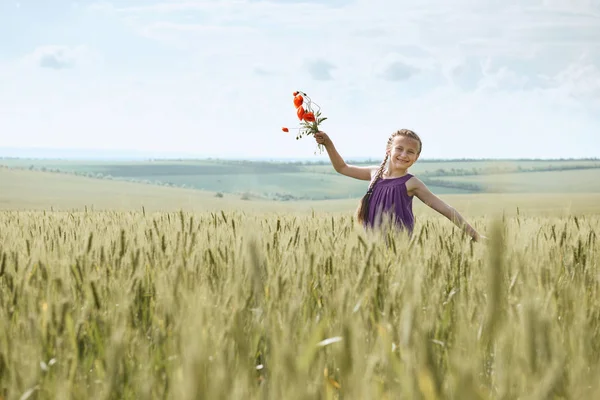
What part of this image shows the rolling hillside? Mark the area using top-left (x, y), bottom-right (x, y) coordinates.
top-left (3, 168), bottom-right (600, 218)
top-left (2, 158), bottom-right (599, 201)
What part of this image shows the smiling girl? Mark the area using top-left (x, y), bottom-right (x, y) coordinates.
top-left (315, 129), bottom-right (483, 241)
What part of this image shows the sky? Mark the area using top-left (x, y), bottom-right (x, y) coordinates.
top-left (0, 0), bottom-right (599, 160)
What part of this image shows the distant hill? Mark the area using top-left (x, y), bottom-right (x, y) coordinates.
top-left (0, 167), bottom-right (281, 213)
top-left (2, 158), bottom-right (599, 202)
top-left (3, 167), bottom-right (600, 217)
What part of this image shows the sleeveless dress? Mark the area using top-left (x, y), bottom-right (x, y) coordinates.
top-left (365, 173), bottom-right (415, 234)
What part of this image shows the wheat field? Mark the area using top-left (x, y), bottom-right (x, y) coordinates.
top-left (0, 210), bottom-right (598, 399)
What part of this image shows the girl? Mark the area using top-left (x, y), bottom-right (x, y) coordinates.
top-left (314, 129), bottom-right (484, 242)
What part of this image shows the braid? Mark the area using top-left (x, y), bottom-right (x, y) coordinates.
top-left (355, 128), bottom-right (422, 226)
top-left (356, 152), bottom-right (389, 225)
top-left (371, 153), bottom-right (388, 189)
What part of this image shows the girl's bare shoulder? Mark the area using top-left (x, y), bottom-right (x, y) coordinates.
top-left (405, 175), bottom-right (425, 195)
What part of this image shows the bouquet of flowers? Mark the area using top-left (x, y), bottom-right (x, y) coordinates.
top-left (282, 91), bottom-right (327, 154)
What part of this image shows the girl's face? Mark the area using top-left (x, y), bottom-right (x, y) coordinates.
top-left (387, 135), bottom-right (420, 170)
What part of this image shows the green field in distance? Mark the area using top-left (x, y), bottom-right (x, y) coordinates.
top-left (2, 158), bottom-right (599, 201)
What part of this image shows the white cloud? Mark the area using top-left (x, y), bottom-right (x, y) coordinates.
top-left (306, 59), bottom-right (336, 81)
top-left (476, 59), bottom-right (530, 92)
top-left (24, 45), bottom-right (99, 70)
top-left (544, 53), bottom-right (600, 105)
top-left (372, 52), bottom-right (436, 83)
top-left (536, 0), bottom-right (600, 15)
top-left (378, 61), bottom-right (419, 82)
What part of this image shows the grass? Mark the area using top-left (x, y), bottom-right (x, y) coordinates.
top-left (2, 165), bottom-right (600, 398)
top-left (0, 209), bottom-right (599, 399)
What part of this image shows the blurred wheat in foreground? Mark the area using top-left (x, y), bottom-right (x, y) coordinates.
top-left (0, 210), bottom-right (598, 399)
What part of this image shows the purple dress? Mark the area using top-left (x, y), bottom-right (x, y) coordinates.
top-left (365, 174), bottom-right (415, 234)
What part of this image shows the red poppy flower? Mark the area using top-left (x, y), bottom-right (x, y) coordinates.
top-left (293, 95), bottom-right (303, 108)
top-left (296, 106), bottom-right (305, 120)
top-left (302, 112), bottom-right (315, 122)
top-left (282, 127), bottom-right (289, 132)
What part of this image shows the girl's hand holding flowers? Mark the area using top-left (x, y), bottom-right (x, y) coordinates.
top-left (314, 131), bottom-right (331, 148)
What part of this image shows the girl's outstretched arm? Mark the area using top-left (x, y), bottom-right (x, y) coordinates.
top-left (314, 131), bottom-right (376, 181)
top-left (409, 177), bottom-right (483, 241)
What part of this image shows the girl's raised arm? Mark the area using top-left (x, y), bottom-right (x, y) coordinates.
top-left (315, 131), bottom-right (377, 181)
top-left (408, 177), bottom-right (484, 241)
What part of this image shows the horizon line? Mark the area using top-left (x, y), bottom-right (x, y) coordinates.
top-left (0, 147), bottom-right (598, 162)
top-left (1, 156), bottom-right (599, 163)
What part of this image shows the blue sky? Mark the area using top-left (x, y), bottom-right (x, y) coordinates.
top-left (0, 0), bottom-right (599, 160)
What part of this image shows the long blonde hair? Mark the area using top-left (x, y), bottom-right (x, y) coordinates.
top-left (355, 129), bottom-right (422, 224)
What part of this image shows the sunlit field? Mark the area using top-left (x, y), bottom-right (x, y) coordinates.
top-left (1, 209), bottom-right (598, 399)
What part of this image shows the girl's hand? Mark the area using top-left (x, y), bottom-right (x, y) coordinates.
top-left (314, 131), bottom-right (332, 147)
